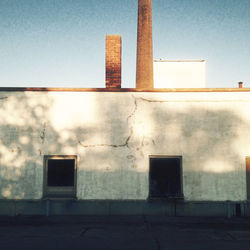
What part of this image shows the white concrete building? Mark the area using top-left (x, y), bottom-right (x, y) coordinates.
top-left (0, 0), bottom-right (247, 217)
top-left (0, 87), bottom-right (250, 216)
top-left (154, 60), bottom-right (206, 88)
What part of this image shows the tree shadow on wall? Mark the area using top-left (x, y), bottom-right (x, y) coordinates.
top-left (0, 92), bottom-right (248, 201)
top-left (135, 96), bottom-right (248, 201)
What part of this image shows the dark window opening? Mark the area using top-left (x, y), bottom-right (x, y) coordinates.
top-left (149, 157), bottom-right (182, 199)
top-left (47, 159), bottom-right (75, 186)
top-left (43, 155), bottom-right (77, 198)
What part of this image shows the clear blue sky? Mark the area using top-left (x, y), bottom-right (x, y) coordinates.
top-left (0, 0), bottom-right (249, 88)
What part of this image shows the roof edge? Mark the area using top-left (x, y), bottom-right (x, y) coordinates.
top-left (0, 87), bottom-right (250, 92)
top-left (154, 59), bottom-right (205, 62)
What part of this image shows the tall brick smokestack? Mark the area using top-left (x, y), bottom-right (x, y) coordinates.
top-left (106, 35), bottom-right (122, 89)
top-left (136, 0), bottom-right (153, 89)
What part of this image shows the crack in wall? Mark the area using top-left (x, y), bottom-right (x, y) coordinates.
top-left (138, 97), bottom-right (168, 103)
top-left (134, 96), bottom-right (156, 157)
top-left (138, 96), bottom-right (250, 103)
top-left (78, 139), bottom-right (130, 148)
top-left (78, 95), bottom-right (138, 149)
top-left (40, 122), bottom-right (46, 144)
top-left (77, 95), bottom-right (161, 150)
top-left (127, 96), bottom-right (138, 122)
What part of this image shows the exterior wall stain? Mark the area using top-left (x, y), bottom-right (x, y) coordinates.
top-left (0, 96), bottom-right (8, 100)
top-left (40, 122), bottom-right (47, 144)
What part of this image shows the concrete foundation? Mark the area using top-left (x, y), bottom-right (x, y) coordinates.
top-left (0, 199), bottom-right (249, 217)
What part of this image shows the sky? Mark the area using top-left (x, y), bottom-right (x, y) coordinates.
top-left (0, 0), bottom-right (249, 88)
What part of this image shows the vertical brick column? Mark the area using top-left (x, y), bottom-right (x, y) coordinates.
top-left (136, 0), bottom-right (153, 90)
top-left (105, 35), bottom-right (122, 89)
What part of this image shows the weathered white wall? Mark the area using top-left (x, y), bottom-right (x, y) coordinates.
top-left (0, 91), bottom-right (249, 201)
top-left (154, 60), bottom-right (206, 88)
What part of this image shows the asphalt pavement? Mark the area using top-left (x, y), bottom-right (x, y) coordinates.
top-left (1, 215), bottom-right (250, 250)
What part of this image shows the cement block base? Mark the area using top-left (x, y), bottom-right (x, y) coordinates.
top-left (0, 199), bottom-right (248, 217)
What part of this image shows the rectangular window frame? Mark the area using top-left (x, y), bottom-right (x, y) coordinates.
top-left (148, 155), bottom-right (184, 200)
top-left (43, 155), bottom-right (77, 199)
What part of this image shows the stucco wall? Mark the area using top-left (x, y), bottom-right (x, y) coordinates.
top-left (0, 91), bottom-right (249, 201)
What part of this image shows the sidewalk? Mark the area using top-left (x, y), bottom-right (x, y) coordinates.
top-left (1, 215), bottom-right (250, 250)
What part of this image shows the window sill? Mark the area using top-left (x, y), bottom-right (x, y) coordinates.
top-left (148, 196), bottom-right (184, 202)
top-left (43, 197), bottom-right (77, 201)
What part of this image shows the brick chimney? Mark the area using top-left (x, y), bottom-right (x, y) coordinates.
top-left (105, 35), bottom-right (121, 89)
top-left (136, 0), bottom-right (153, 90)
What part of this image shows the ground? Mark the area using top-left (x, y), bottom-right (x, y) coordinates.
top-left (1, 215), bottom-right (250, 249)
